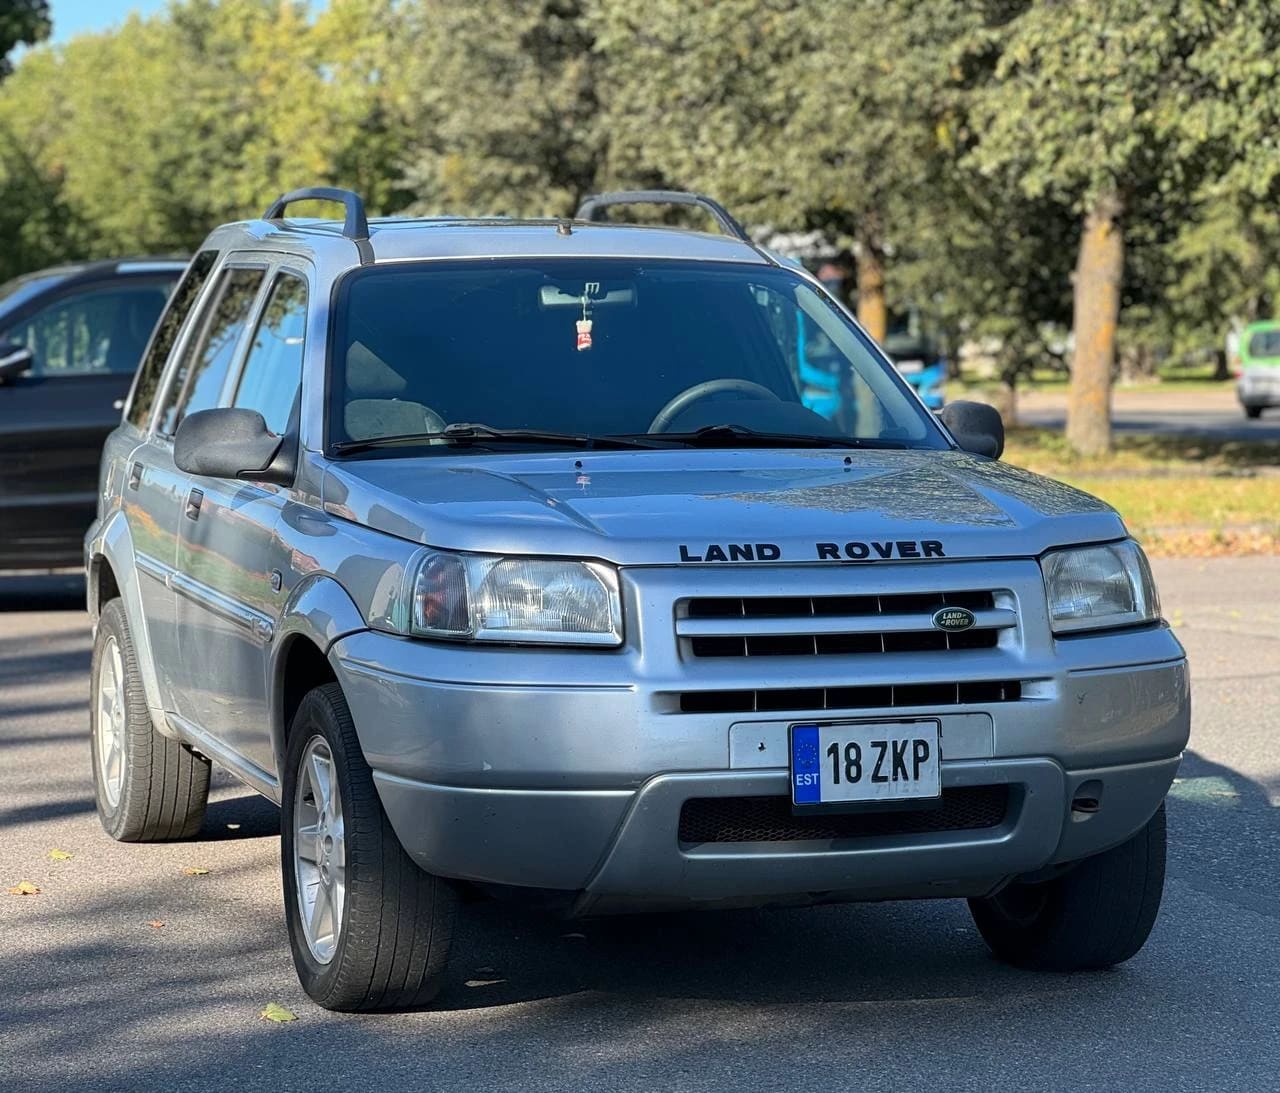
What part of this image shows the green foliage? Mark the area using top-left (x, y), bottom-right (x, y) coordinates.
top-left (0, 0), bottom-right (1276, 412)
top-left (0, 0), bottom-right (416, 265)
top-left (403, 0), bottom-right (603, 217)
top-left (0, 0), bottom-right (48, 77)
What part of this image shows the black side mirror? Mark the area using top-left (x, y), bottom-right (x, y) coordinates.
top-left (0, 342), bottom-right (34, 381)
top-left (938, 400), bottom-right (1004, 459)
top-left (174, 407), bottom-right (291, 484)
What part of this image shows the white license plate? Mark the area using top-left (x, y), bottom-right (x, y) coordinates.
top-left (790, 720), bottom-right (941, 807)
top-left (895, 359), bottom-right (925, 375)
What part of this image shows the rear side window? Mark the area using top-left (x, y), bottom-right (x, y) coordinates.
top-left (127, 251), bottom-right (217, 428)
top-left (232, 273), bottom-right (307, 435)
top-left (156, 267), bottom-right (265, 436)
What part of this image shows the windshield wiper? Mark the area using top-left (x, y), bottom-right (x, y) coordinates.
top-left (648, 424), bottom-right (911, 450)
top-left (332, 422), bottom-right (667, 455)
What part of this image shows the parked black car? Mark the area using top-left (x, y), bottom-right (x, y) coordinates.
top-left (0, 258), bottom-right (186, 569)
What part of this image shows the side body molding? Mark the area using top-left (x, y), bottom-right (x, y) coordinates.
top-left (87, 510), bottom-right (174, 738)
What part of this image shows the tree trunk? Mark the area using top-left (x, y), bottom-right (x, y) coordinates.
top-left (856, 221), bottom-right (888, 344)
top-left (1067, 191), bottom-right (1125, 456)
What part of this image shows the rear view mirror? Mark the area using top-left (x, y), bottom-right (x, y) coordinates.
top-left (0, 342), bottom-right (34, 381)
top-left (938, 400), bottom-right (1004, 459)
top-left (174, 407), bottom-right (290, 483)
top-left (538, 284), bottom-right (635, 308)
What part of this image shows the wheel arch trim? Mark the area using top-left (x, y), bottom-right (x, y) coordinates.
top-left (269, 573), bottom-right (368, 777)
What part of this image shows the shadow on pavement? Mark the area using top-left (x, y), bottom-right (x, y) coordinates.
top-left (200, 792), bottom-right (281, 840)
top-left (0, 573), bottom-right (86, 613)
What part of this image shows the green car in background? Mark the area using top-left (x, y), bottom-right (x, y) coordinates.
top-left (1237, 320), bottom-right (1280, 419)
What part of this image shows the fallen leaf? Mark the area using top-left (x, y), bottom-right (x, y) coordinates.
top-left (182, 867), bottom-right (210, 876)
top-left (259, 1002), bottom-right (297, 1023)
top-left (7, 881), bottom-right (40, 896)
top-left (146, 920), bottom-right (166, 929)
top-left (48, 849), bottom-right (73, 861)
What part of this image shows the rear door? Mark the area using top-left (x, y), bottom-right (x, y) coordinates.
top-left (122, 253), bottom-right (221, 707)
top-left (0, 274), bottom-right (178, 567)
top-left (172, 265), bottom-right (309, 776)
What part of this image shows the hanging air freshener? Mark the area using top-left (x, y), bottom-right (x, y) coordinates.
top-left (576, 292), bottom-right (593, 351)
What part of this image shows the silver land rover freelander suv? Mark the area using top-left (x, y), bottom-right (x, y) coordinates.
top-left (86, 187), bottom-right (1189, 1011)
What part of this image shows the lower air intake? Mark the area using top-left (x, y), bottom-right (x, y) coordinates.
top-left (678, 785), bottom-right (1011, 845)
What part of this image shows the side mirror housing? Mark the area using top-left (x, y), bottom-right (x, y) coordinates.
top-left (0, 342), bottom-right (34, 381)
top-left (938, 400), bottom-right (1004, 459)
top-left (174, 407), bottom-right (291, 484)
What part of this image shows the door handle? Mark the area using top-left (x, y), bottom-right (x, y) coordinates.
top-left (128, 462), bottom-right (143, 490)
top-left (185, 488), bottom-right (203, 521)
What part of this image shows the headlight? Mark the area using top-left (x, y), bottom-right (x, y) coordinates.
top-left (1041, 540), bottom-right (1160, 634)
top-left (407, 548), bottom-right (623, 645)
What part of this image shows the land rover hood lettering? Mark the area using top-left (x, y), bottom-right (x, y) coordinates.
top-left (678, 541), bottom-right (944, 562)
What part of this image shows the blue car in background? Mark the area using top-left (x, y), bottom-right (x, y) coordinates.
top-left (797, 309), bottom-right (947, 422)
top-left (882, 323), bottom-right (947, 411)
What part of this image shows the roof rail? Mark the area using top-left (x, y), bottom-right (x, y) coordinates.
top-left (575, 190), bottom-right (750, 243)
top-left (263, 187), bottom-right (369, 242)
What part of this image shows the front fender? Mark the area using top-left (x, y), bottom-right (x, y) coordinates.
top-left (87, 510), bottom-right (173, 738)
top-left (268, 573), bottom-right (368, 772)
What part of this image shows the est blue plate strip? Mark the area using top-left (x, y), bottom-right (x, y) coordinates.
top-left (791, 723), bottom-right (820, 804)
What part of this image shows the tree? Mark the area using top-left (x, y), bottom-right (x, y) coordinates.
top-left (592, 0), bottom-right (985, 343)
top-left (0, 0), bottom-right (416, 263)
top-left (0, 0), bottom-right (48, 77)
top-left (965, 2), bottom-right (1265, 455)
top-left (402, 0), bottom-right (604, 217)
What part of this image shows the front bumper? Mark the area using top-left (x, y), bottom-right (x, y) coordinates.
top-left (371, 754), bottom-right (1180, 913)
top-left (1238, 371), bottom-right (1280, 407)
top-left (333, 618), bottom-right (1189, 910)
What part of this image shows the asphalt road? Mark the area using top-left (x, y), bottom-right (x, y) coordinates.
top-left (1, 562), bottom-right (1277, 1092)
top-left (1015, 387), bottom-right (1280, 442)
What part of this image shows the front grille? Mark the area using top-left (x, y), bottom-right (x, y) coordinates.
top-left (678, 785), bottom-right (1010, 845)
top-left (679, 590), bottom-right (1009, 658)
top-left (677, 679), bottom-right (1023, 715)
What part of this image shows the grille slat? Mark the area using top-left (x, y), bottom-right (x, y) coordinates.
top-left (676, 679), bottom-right (1023, 715)
top-left (680, 590), bottom-right (1010, 659)
top-left (678, 786), bottom-right (1011, 845)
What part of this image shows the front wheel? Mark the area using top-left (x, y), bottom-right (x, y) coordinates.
top-left (281, 682), bottom-right (457, 1011)
top-left (968, 803), bottom-right (1166, 971)
top-left (1244, 405), bottom-right (1263, 420)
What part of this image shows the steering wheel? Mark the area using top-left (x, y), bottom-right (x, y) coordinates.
top-left (648, 379), bottom-right (781, 433)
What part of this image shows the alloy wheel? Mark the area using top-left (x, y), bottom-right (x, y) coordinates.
top-left (293, 736), bottom-right (347, 964)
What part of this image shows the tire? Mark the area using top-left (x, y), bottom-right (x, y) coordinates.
top-left (1244, 405), bottom-right (1263, 419)
top-left (280, 682), bottom-right (456, 1011)
top-left (968, 803), bottom-right (1166, 972)
top-left (90, 598), bottom-right (210, 841)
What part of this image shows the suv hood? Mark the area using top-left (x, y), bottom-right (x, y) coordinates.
top-left (320, 448), bottom-right (1125, 566)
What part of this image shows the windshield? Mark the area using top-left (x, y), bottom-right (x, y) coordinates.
top-left (1246, 328), bottom-right (1280, 361)
top-left (328, 259), bottom-right (948, 452)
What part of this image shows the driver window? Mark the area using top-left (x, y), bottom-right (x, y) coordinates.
top-left (232, 273), bottom-right (307, 435)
